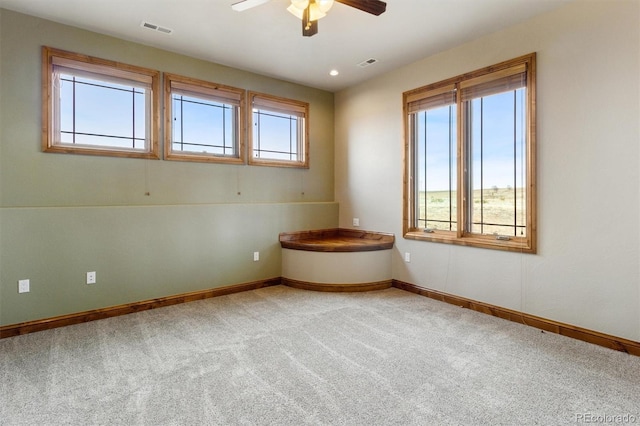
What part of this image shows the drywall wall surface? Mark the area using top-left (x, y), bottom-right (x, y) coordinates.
top-left (282, 249), bottom-right (392, 284)
top-left (0, 10), bottom-right (337, 326)
top-left (335, 0), bottom-right (640, 341)
top-left (0, 202), bottom-right (338, 325)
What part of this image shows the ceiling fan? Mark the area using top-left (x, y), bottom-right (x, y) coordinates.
top-left (231, 0), bottom-right (387, 37)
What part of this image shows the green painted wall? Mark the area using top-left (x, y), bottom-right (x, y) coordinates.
top-left (0, 10), bottom-right (337, 326)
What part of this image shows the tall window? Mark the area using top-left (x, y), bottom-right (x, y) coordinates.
top-left (42, 47), bottom-right (160, 158)
top-left (248, 92), bottom-right (309, 168)
top-left (164, 74), bottom-right (245, 164)
top-left (403, 53), bottom-right (536, 253)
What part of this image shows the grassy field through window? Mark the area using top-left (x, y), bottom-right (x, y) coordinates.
top-left (419, 187), bottom-right (526, 236)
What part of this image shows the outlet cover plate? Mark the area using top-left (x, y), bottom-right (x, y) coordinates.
top-left (86, 271), bottom-right (96, 284)
top-left (18, 279), bottom-right (30, 293)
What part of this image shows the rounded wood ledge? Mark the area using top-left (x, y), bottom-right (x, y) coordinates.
top-left (279, 228), bottom-right (394, 293)
top-left (278, 228), bottom-right (395, 252)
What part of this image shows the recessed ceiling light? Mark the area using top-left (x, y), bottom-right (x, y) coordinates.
top-left (329, 69), bottom-right (339, 76)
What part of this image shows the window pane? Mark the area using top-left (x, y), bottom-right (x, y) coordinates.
top-left (59, 74), bottom-right (147, 150)
top-left (74, 134), bottom-right (141, 149)
top-left (253, 109), bottom-right (300, 161)
top-left (172, 94), bottom-right (237, 156)
top-left (467, 88), bottom-right (526, 237)
top-left (414, 105), bottom-right (457, 231)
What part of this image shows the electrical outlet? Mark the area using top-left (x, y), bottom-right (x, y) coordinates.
top-left (86, 271), bottom-right (96, 285)
top-left (353, 218), bottom-right (360, 227)
top-left (253, 252), bottom-right (259, 262)
top-left (18, 279), bottom-right (30, 293)
top-left (404, 252), bottom-right (411, 263)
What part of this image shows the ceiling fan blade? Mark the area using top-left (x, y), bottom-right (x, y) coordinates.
top-left (335, 0), bottom-right (387, 16)
top-left (231, 0), bottom-right (271, 12)
top-left (302, 5), bottom-right (318, 37)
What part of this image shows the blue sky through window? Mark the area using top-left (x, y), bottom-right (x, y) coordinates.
top-left (59, 74), bottom-right (146, 149)
top-left (253, 109), bottom-right (299, 161)
top-left (469, 88), bottom-right (526, 193)
top-left (172, 94), bottom-right (235, 155)
top-left (416, 88), bottom-right (526, 192)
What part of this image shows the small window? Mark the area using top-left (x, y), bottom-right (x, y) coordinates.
top-left (404, 53), bottom-right (536, 253)
top-left (42, 47), bottom-right (160, 158)
top-left (248, 92), bottom-right (309, 168)
top-left (164, 73), bottom-right (245, 164)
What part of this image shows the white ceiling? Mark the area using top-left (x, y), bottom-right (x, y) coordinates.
top-left (0, 0), bottom-right (572, 92)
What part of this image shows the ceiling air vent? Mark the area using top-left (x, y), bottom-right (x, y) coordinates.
top-left (141, 21), bottom-right (173, 35)
top-left (358, 58), bottom-right (378, 68)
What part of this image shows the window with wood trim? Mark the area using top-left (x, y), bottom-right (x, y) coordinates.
top-left (164, 73), bottom-right (245, 164)
top-left (248, 92), bottom-right (309, 168)
top-left (403, 53), bottom-right (536, 253)
top-left (42, 46), bottom-right (160, 159)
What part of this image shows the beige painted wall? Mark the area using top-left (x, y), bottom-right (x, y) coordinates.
top-left (282, 249), bottom-right (392, 284)
top-left (335, 1), bottom-right (640, 341)
top-left (0, 10), bottom-right (337, 325)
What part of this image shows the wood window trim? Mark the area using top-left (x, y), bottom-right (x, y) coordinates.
top-left (164, 73), bottom-right (246, 164)
top-left (248, 91), bottom-right (310, 169)
top-left (403, 53), bottom-right (537, 254)
top-left (42, 46), bottom-right (160, 159)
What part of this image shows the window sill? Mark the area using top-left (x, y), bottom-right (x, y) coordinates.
top-left (404, 230), bottom-right (536, 254)
top-left (165, 151), bottom-right (244, 165)
top-left (248, 158), bottom-right (309, 168)
top-left (43, 144), bottom-right (159, 159)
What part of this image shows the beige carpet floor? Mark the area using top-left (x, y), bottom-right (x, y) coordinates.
top-left (1, 285), bottom-right (639, 425)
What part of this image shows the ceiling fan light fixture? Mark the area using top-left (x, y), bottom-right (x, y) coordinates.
top-left (316, 0), bottom-right (334, 13)
top-left (290, 0), bottom-right (309, 10)
top-left (286, 4), bottom-right (303, 19)
top-left (232, 0), bottom-right (386, 37)
top-left (287, 0), bottom-right (327, 21)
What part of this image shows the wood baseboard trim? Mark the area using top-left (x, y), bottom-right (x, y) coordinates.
top-left (393, 279), bottom-right (640, 357)
top-left (5, 276), bottom-right (637, 357)
top-left (283, 277), bottom-right (392, 292)
top-left (0, 278), bottom-right (281, 339)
